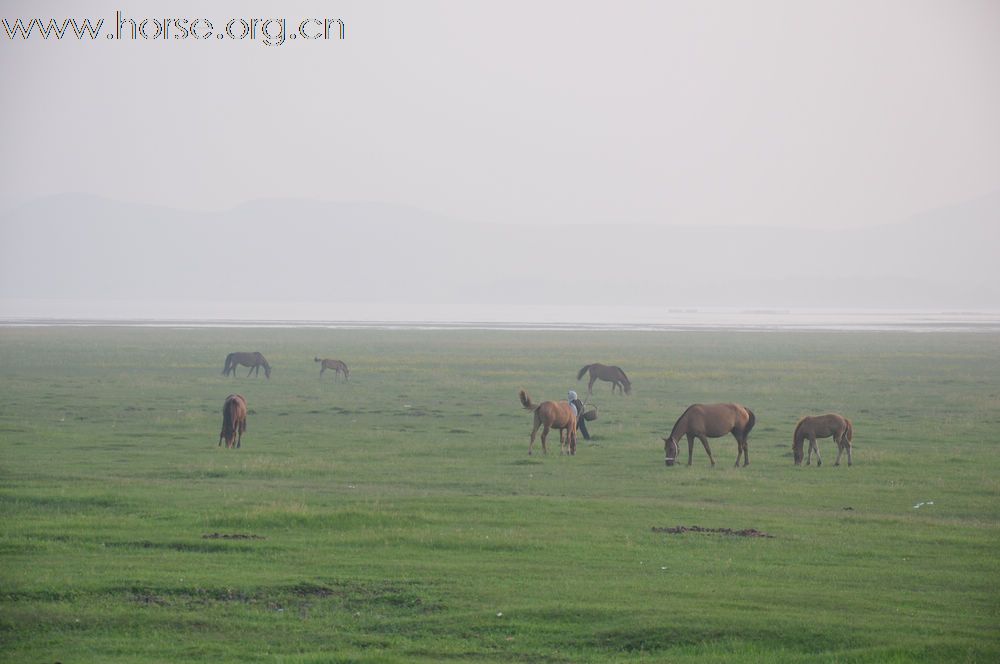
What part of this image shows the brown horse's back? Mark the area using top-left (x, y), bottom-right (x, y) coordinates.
top-left (535, 400), bottom-right (576, 429)
top-left (673, 403), bottom-right (752, 438)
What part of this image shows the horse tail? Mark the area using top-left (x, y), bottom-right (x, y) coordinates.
top-left (221, 398), bottom-right (235, 444)
top-left (844, 418), bottom-right (853, 443)
top-left (577, 365), bottom-right (592, 381)
top-left (519, 389), bottom-right (537, 411)
top-left (745, 407), bottom-right (756, 435)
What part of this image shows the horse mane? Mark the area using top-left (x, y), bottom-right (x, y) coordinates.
top-left (576, 364), bottom-right (593, 381)
top-left (792, 417), bottom-right (807, 445)
top-left (668, 404), bottom-right (699, 440)
top-left (519, 389), bottom-right (537, 411)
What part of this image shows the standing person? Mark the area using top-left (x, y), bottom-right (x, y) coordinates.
top-left (568, 390), bottom-right (591, 440)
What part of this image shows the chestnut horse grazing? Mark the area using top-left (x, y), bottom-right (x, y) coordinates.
top-left (577, 363), bottom-right (631, 395)
top-left (222, 352), bottom-right (271, 379)
top-left (219, 394), bottom-right (247, 449)
top-left (662, 403), bottom-right (756, 467)
top-left (793, 414), bottom-right (853, 466)
top-left (519, 389), bottom-right (578, 455)
top-left (315, 357), bottom-right (350, 381)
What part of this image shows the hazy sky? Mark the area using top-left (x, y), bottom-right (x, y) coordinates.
top-left (2, 0), bottom-right (999, 228)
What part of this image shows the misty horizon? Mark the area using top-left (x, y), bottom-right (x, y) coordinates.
top-left (2, 1), bottom-right (999, 321)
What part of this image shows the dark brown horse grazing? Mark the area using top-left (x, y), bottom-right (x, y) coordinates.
top-left (219, 394), bottom-right (247, 449)
top-left (315, 357), bottom-right (350, 381)
top-left (662, 403), bottom-right (756, 467)
top-left (519, 389), bottom-right (578, 455)
top-left (793, 414), bottom-right (853, 466)
top-left (222, 352), bottom-right (271, 379)
top-left (577, 363), bottom-right (631, 395)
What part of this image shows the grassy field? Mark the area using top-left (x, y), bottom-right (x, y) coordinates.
top-left (1, 326), bottom-right (998, 663)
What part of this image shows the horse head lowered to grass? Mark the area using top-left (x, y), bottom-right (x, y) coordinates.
top-left (793, 413), bottom-right (853, 466)
top-left (662, 403), bottom-right (755, 467)
top-left (222, 352), bottom-right (271, 379)
top-left (577, 363), bottom-right (631, 395)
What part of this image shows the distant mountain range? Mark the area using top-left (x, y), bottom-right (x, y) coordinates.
top-left (1, 191), bottom-right (998, 310)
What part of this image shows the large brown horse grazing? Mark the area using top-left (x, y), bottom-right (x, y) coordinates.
top-left (519, 389), bottom-right (578, 456)
top-left (219, 394), bottom-right (247, 449)
top-left (793, 414), bottom-right (853, 467)
top-left (315, 357), bottom-right (350, 381)
top-left (662, 403), bottom-right (756, 467)
top-left (222, 352), bottom-right (271, 379)
top-left (577, 363), bottom-right (631, 395)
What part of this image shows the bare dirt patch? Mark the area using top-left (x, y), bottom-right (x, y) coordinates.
top-left (651, 525), bottom-right (775, 538)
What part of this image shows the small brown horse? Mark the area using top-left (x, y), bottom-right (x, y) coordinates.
top-left (662, 403), bottom-right (756, 467)
top-left (315, 357), bottom-right (350, 381)
top-left (793, 414), bottom-right (853, 466)
top-left (577, 363), bottom-right (631, 395)
top-left (222, 352), bottom-right (271, 379)
top-left (519, 389), bottom-right (578, 455)
top-left (219, 394), bottom-right (247, 449)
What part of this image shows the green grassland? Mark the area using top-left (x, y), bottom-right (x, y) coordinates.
top-left (1, 327), bottom-right (998, 662)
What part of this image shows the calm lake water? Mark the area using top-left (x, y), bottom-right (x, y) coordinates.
top-left (2, 300), bottom-right (999, 332)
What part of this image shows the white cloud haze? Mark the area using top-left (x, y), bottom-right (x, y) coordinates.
top-left (2, 1), bottom-right (999, 317)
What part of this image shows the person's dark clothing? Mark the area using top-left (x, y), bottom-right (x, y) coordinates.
top-left (571, 398), bottom-right (591, 440)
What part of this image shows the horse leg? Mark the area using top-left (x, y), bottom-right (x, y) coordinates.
top-left (835, 434), bottom-right (852, 466)
top-left (529, 421), bottom-right (540, 455)
top-left (813, 436), bottom-right (823, 467)
top-left (733, 433), bottom-right (748, 467)
top-left (558, 428), bottom-right (566, 455)
top-left (588, 375), bottom-right (596, 395)
top-left (687, 434), bottom-right (695, 465)
top-left (834, 430), bottom-right (852, 466)
top-left (569, 428), bottom-right (577, 455)
top-left (541, 424), bottom-right (551, 455)
top-left (698, 435), bottom-right (716, 466)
